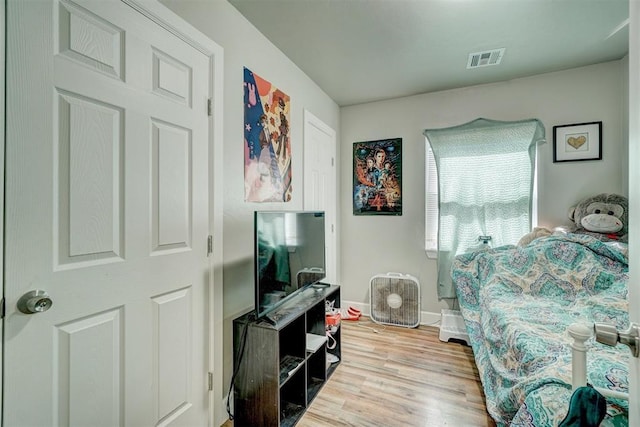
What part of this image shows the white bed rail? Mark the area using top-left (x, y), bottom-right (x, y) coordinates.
top-left (568, 323), bottom-right (629, 401)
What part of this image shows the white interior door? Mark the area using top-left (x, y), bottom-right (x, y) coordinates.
top-left (303, 110), bottom-right (337, 285)
top-left (628, 1), bottom-right (639, 422)
top-left (5, 0), bottom-right (212, 425)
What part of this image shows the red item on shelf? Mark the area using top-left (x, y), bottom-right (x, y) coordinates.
top-left (325, 312), bottom-right (341, 327)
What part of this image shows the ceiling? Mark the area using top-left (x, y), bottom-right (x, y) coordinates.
top-left (228, 0), bottom-right (629, 107)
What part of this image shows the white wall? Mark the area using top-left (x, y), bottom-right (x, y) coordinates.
top-left (622, 55), bottom-right (630, 196)
top-left (340, 60), bottom-right (626, 320)
top-left (159, 1), bottom-right (340, 424)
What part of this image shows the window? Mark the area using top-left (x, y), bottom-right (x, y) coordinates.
top-left (424, 143), bottom-right (438, 258)
top-left (425, 137), bottom-right (541, 258)
top-left (423, 118), bottom-right (545, 299)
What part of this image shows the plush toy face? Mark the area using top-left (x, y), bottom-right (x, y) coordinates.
top-left (570, 193), bottom-right (628, 238)
top-left (580, 201), bottom-right (624, 233)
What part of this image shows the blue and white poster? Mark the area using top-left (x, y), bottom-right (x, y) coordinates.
top-left (243, 67), bottom-right (292, 202)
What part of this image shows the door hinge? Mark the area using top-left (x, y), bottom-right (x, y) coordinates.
top-left (207, 98), bottom-right (212, 117)
top-left (208, 372), bottom-right (213, 391)
top-left (0, 297), bottom-right (4, 319)
top-left (207, 235), bottom-right (213, 256)
top-left (331, 157), bottom-right (334, 167)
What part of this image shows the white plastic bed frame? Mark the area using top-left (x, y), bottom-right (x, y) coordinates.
top-left (568, 323), bottom-right (630, 401)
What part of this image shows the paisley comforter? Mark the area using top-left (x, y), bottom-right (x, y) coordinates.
top-left (452, 233), bottom-right (629, 426)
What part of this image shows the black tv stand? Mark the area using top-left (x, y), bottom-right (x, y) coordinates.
top-left (232, 285), bottom-right (341, 427)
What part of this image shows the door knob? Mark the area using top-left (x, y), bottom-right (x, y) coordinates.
top-left (594, 322), bottom-right (639, 358)
top-left (17, 290), bottom-right (53, 314)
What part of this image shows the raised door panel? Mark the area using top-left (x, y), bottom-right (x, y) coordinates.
top-left (152, 48), bottom-right (192, 107)
top-left (54, 308), bottom-right (124, 427)
top-left (57, 0), bottom-right (124, 80)
top-left (151, 120), bottom-right (192, 254)
top-left (152, 287), bottom-right (192, 425)
top-left (55, 90), bottom-right (124, 269)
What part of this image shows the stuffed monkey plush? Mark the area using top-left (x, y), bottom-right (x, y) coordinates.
top-left (568, 193), bottom-right (628, 242)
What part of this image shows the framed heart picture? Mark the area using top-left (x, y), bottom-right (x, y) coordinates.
top-left (553, 121), bottom-right (602, 162)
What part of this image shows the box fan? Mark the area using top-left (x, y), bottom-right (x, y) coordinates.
top-left (369, 272), bottom-right (420, 328)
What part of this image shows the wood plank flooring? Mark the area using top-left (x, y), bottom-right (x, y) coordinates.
top-left (224, 318), bottom-right (496, 427)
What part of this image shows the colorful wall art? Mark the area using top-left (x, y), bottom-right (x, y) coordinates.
top-left (353, 138), bottom-right (402, 215)
top-left (244, 67), bottom-right (292, 202)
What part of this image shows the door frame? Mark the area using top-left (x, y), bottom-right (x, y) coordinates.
top-left (1, 0), bottom-right (5, 421)
top-left (1, 1), bottom-right (225, 425)
top-left (628, 1), bottom-right (639, 420)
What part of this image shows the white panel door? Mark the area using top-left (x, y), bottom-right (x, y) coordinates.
top-left (5, 1), bottom-right (211, 425)
top-left (303, 110), bottom-right (337, 284)
top-left (628, 1), bottom-right (639, 422)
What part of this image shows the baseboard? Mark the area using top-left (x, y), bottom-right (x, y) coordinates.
top-left (220, 394), bottom-right (231, 426)
top-left (419, 310), bottom-right (441, 326)
top-left (342, 299), bottom-right (441, 327)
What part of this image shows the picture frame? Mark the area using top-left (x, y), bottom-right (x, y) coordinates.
top-left (352, 138), bottom-right (402, 216)
top-left (553, 121), bottom-right (602, 163)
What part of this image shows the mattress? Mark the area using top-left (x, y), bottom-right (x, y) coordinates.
top-left (451, 233), bottom-right (629, 426)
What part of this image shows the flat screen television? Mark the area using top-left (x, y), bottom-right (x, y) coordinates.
top-left (254, 210), bottom-right (326, 319)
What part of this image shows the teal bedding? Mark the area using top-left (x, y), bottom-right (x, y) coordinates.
top-left (452, 233), bottom-right (629, 426)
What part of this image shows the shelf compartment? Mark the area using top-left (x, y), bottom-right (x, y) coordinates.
top-left (326, 327), bottom-right (341, 375)
top-left (280, 401), bottom-right (305, 427)
top-left (306, 376), bottom-right (324, 402)
top-left (280, 316), bottom-right (305, 360)
top-left (306, 300), bottom-right (326, 336)
top-left (280, 368), bottom-right (306, 426)
top-left (326, 352), bottom-right (340, 378)
top-left (305, 333), bottom-right (326, 354)
top-left (279, 355), bottom-right (305, 385)
top-left (306, 349), bottom-right (326, 402)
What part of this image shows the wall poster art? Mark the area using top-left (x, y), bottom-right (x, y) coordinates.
top-left (243, 67), bottom-right (292, 202)
top-left (353, 138), bottom-right (402, 215)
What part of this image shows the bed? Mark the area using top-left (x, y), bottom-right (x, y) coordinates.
top-left (451, 232), bottom-right (629, 426)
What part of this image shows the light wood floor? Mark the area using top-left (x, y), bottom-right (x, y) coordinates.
top-left (224, 318), bottom-right (496, 427)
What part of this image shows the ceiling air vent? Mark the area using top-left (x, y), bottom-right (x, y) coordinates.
top-left (467, 48), bottom-right (505, 69)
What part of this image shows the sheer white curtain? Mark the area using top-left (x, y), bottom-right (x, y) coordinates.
top-left (424, 144), bottom-right (438, 256)
top-left (424, 118), bottom-right (545, 299)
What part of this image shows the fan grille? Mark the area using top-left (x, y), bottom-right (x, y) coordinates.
top-left (370, 273), bottom-right (420, 328)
